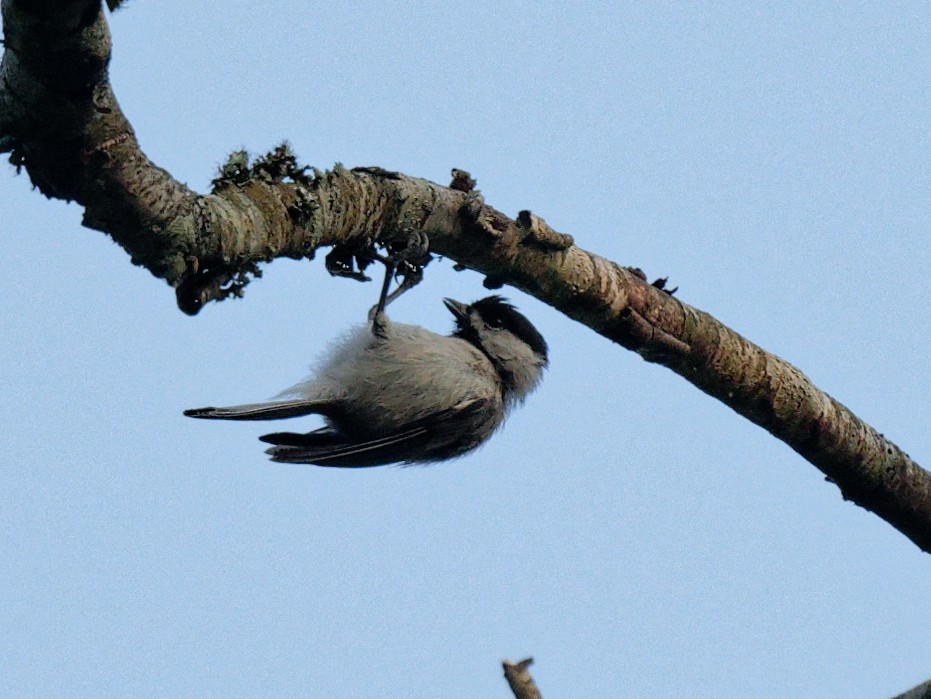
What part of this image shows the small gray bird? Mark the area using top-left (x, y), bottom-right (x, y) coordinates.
top-left (184, 296), bottom-right (548, 467)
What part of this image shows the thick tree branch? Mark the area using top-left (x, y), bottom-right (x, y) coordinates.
top-left (1, 0), bottom-right (195, 279)
top-left (3, 1), bottom-right (931, 552)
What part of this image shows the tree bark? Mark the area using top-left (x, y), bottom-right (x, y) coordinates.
top-left (3, 0), bottom-right (930, 552)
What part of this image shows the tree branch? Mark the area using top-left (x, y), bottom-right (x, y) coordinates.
top-left (891, 678), bottom-right (931, 699)
top-left (3, 1), bottom-right (930, 551)
top-left (503, 658), bottom-right (543, 699)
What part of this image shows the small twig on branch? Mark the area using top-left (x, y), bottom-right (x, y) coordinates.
top-left (503, 657), bottom-right (543, 699)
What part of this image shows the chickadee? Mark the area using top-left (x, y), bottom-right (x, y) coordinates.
top-left (185, 296), bottom-right (548, 467)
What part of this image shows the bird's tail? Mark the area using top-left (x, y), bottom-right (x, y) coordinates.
top-left (183, 399), bottom-right (325, 421)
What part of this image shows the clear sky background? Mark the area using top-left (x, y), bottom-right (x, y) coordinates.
top-left (2, 2), bottom-right (930, 697)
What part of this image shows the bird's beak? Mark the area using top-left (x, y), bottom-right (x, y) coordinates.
top-left (443, 298), bottom-right (469, 320)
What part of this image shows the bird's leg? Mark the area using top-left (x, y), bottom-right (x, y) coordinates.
top-left (365, 231), bottom-right (430, 336)
top-left (369, 255), bottom-right (397, 337)
top-left (382, 270), bottom-right (421, 308)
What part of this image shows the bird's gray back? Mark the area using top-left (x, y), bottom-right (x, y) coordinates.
top-left (281, 322), bottom-right (503, 437)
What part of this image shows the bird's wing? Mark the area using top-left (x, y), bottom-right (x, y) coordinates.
top-left (184, 399), bottom-right (330, 421)
top-left (260, 398), bottom-right (493, 467)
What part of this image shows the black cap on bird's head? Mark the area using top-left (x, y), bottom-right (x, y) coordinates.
top-left (444, 295), bottom-right (549, 363)
top-left (444, 295), bottom-right (547, 402)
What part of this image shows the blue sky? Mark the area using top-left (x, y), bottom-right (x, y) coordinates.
top-left (2, 2), bottom-right (930, 697)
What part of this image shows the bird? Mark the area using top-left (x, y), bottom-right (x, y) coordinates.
top-left (184, 296), bottom-right (548, 467)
